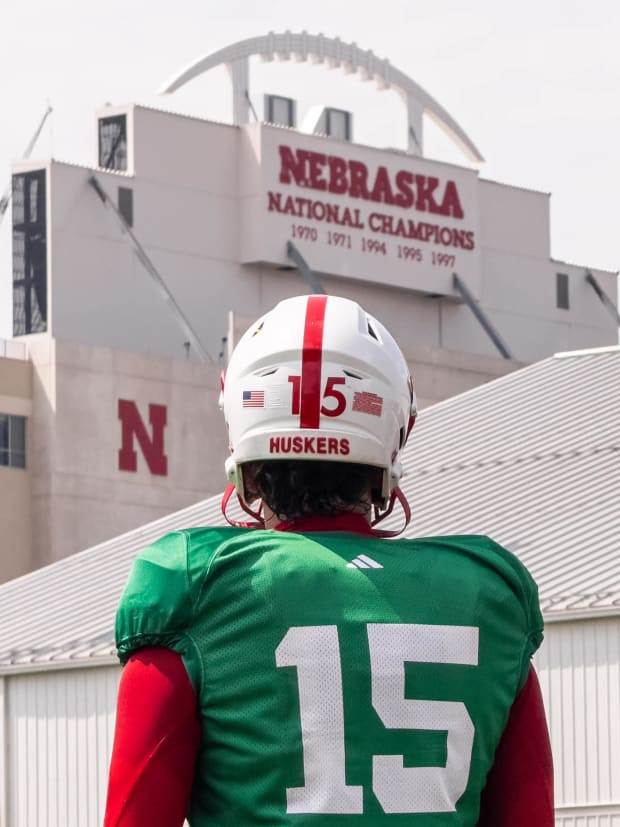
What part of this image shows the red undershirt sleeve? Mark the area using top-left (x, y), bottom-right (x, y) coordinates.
top-left (478, 666), bottom-right (554, 826)
top-left (103, 647), bottom-right (201, 827)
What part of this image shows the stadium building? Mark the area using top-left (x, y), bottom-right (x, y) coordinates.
top-left (0, 31), bottom-right (617, 583)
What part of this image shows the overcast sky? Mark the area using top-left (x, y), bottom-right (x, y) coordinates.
top-left (1, 0), bottom-right (618, 338)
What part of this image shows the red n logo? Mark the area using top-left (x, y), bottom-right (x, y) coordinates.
top-left (118, 399), bottom-right (168, 476)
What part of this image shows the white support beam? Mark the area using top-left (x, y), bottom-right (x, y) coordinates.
top-left (407, 95), bottom-right (424, 156)
top-left (159, 31), bottom-right (484, 162)
top-left (227, 58), bottom-right (250, 126)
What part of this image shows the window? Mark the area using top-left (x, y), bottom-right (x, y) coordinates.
top-left (556, 272), bottom-right (570, 310)
top-left (12, 170), bottom-right (47, 336)
top-left (325, 108), bottom-right (352, 141)
top-left (0, 414), bottom-right (26, 469)
top-left (264, 95), bottom-right (296, 127)
top-left (98, 114), bottom-right (127, 171)
top-left (118, 186), bottom-right (133, 227)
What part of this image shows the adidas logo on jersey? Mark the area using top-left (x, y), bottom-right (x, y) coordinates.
top-left (347, 554), bottom-right (383, 569)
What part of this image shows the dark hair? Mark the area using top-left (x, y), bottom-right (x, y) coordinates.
top-left (243, 460), bottom-right (379, 521)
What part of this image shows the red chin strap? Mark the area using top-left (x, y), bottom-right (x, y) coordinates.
top-left (370, 487), bottom-right (411, 538)
top-left (221, 483), bottom-right (265, 529)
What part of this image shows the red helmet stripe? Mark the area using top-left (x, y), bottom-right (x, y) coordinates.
top-left (300, 295), bottom-right (328, 428)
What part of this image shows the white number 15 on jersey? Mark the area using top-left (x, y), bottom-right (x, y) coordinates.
top-left (276, 623), bottom-right (479, 815)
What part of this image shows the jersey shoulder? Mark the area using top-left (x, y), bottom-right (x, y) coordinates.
top-left (115, 526), bottom-right (247, 667)
top-left (400, 533), bottom-right (544, 669)
top-left (403, 533), bottom-right (541, 609)
top-left (421, 534), bottom-right (538, 592)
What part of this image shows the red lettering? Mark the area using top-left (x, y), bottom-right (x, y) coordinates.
top-left (321, 377), bottom-right (346, 417)
top-left (277, 146), bottom-right (467, 226)
top-left (328, 155), bottom-right (348, 194)
top-left (283, 195), bottom-right (297, 215)
top-left (394, 171), bottom-right (414, 208)
top-left (368, 212), bottom-right (385, 232)
top-left (452, 229), bottom-right (467, 249)
top-left (418, 223), bottom-right (434, 241)
top-left (269, 434), bottom-right (351, 455)
top-left (304, 437), bottom-right (316, 454)
top-left (414, 175), bottom-right (441, 214)
top-left (293, 197), bottom-right (307, 217)
top-left (279, 146), bottom-right (307, 186)
top-left (440, 180), bottom-right (464, 219)
top-left (352, 209), bottom-right (364, 228)
top-left (383, 215), bottom-right (395, 234)
top-left (439, 227), bottom-right (454, 245)
top-left (369, 166), bottom-right (395, 205)
top-left (394, 217), bottom-right (408, 238)
top-left (288, 375), bottom-right (301, 415)
top-left (311, 201), bottom-right (326, 220)
top-left (406, 220), bottom-right (423, 241)
top-left (118, 400), bottom-right (167, 476)
top-left (325, 203), bottom-right (339, 222)
top-left (383, 215), bottom-right (394, 235)
top-left (267, 191), bottom-right (282, 212)
top-left (308, 152), bottom-right (327, 191)
top-left (348, 161), bottom-right (370, 199)
top-left (278, 146), bottom-right (467, 225)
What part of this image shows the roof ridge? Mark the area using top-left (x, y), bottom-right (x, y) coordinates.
top-left (554, 345), bottom-right (620, 358)
top-left (409, 443), bottom-right (620, 477)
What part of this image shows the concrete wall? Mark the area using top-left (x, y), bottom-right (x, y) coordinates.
top-left (0, 354), bottom-right (32, 583)
top-left (27, 337), bottom-right (226, 569)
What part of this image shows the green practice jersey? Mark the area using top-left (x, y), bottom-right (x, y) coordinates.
top-left (116, 528), bottom-right (543, 826)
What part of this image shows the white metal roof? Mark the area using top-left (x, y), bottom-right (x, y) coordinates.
top-left (0, 346), bottom-right (618, 673)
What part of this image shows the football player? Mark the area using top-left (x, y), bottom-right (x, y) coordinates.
top-left (104, 294), bottom-right (553, 826)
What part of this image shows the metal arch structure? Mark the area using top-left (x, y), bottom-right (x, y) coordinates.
top-left (159, 31), bottom-right (484, 163)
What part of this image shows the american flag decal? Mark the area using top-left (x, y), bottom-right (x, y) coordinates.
top-left (352, 391), bottom-right (383, 417)
top-left (242, 390), bottom-right (265, 408)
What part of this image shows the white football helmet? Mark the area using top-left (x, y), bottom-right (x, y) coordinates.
top-left (222, 295), bottom-right (416, 520)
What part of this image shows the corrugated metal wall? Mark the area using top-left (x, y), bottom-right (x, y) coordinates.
top-left (536, 617), bottom-right (620, 817)
top-left (5, 666), bottom-right (120, 827)
top-left (555, 814), bottom-right (620, 827)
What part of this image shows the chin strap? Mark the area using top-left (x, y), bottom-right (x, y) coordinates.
top-left (221, 483), bottom-right (265, 529)
top-left (370, 487), bottom-right (411, 538)
top-left (221, 483), bottom-right (410, 536)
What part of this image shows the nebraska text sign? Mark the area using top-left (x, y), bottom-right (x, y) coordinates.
top-left (240, 124), bottom-right (481, 297)
top-left (118, 399), bottom-right (168, 476)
